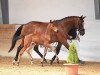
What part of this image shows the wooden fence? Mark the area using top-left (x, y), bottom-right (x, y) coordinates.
top-left (0, 24), bottom-right (15, 51)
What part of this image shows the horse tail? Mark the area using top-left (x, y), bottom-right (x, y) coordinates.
top-left (8, 25), bottom-right (23, 53)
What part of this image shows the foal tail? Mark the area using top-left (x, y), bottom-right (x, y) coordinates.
top-left (8, 25), bottom-right (23, 53)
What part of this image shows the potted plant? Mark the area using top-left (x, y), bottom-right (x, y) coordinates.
top-left (64, 41), bottom-right (79, 75)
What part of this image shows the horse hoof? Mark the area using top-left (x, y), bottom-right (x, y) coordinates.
top-left (41, 58), bottom-right (47, 63)
top-left (17, 64), bottom-right (19, 66)
top-left (41, 62), bottom-right (44, 67)
top-left (56, 59), bottom-right (59, 64)
top-left (12, 60), bottom-right (16, 65)
top-left (31, 61), bottom-right (34, 65)
top-left (50, 60), bottom-right (53, 65)
top-left (41, 64), bottom-right (44, 67)
top-left (12, 63), bottom-right (15, 65)
top-left (44, 59), bottom-right (47, 63)
top-left (78, 60), bottom-right (85, 65)
top-left (16, 62), bottom-right (19, 66)
top-left (57, 61), bottom-right (59, 64)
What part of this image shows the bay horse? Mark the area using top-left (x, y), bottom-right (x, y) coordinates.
top-left (8, 16), bottom-right (85, 64)
top-left (17, 21), bottom-right (62, 66)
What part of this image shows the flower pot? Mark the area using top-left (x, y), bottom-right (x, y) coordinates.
top-left (63, 64), bottom-right (78, 75)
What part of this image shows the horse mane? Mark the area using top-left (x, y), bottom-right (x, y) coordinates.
top-left (55, 16), bottom-right (80, 22)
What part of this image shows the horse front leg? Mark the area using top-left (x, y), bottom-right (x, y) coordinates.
top-left (52, 47), bottom-right (59, 64)
top-left (41, 47), bottom-right (48, 67)
top-left (34, 45), bottom-right (47, 63)
top-left (44, 42), bottom-right (60, 65)
top-left (50, 42), bottom-right (62, 65)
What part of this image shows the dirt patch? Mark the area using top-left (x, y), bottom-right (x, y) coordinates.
top-left (0, 56), bottom-right (100, 75)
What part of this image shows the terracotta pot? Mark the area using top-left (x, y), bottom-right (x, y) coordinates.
top-left (63, 64), bottom-right (78, 75)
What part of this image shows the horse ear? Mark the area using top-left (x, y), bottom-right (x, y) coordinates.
top-left (80, 15), bottom-right (83, 18)
top-left (83, 16), bottom-right (86, 19)
top-left (50, 20), bottom-right (53, 23)
top-left (81, 15), bottom-right (86, 19)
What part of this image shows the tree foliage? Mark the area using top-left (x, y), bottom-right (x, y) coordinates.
top-left (66, 41), bottom-right (79, 64)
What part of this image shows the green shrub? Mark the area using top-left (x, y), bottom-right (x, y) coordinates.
top-left (66, 41), bottom-right (79, 64)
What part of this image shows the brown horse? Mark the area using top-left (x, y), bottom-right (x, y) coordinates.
top-left (9, 16), bottom-right (85, 64)
top-left (17, 21), bottom-right (62, 66)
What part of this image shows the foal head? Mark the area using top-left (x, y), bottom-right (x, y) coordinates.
top-left (48, 20), bottom-right (58, 32)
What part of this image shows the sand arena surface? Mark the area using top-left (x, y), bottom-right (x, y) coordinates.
top-left (0, 56), bottom-right (100, 75)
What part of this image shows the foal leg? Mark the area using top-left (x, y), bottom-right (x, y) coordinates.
top-left (44, 43), bottom-right (59, 65)
top-left (17, 46), bottom-right (27, 66)
top-left (41, 47), bottom-right (48, 66)
top-left (50, 46), bottom-right (59, 65)
top-left (26, 45), bottom-right (34, 64)
top-left (34, 45), bottom-right (47, 63)
top-left (50, 42), bottom-right (62, 65)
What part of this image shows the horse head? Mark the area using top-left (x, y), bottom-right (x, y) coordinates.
top-left (49, 20), bottom-right (58, 32)
top-left (75, 15), bottom-right (86, 36)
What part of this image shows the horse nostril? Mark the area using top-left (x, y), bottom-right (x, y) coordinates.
top-left (80, 31), bottom-right (85, 36)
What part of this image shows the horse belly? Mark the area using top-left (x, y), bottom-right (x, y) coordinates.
top-left (32, 36), bottom-right (44, 45)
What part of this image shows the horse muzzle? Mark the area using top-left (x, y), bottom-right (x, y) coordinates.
top-left (79, 29), bottom-right (85, 36)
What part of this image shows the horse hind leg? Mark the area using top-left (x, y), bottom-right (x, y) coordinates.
top-left (41, 47), bottom-right (48, 67)
top-left (17, 46), bottom-right (27, 66)
top-left (45, 43), bottom-right (59, 65)
top-left (12, 44), bottom-right (23, 65)
top-left (13, 38), bottom-right (24, 65)
top-left (26, 44), bottom-right (35, 65)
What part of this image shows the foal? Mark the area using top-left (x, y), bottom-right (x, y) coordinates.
top-left (17, 21), bottom-right (59, 66)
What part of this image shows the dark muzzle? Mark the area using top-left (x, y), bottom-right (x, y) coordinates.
top-left (79, 29), bottom-right (85, 36)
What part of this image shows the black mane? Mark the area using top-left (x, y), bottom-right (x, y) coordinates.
top-left (55, 16), bottom-right (79, 22)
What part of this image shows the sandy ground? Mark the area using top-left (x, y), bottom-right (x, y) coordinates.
top-left (0, 56), bottom-right (100, 75)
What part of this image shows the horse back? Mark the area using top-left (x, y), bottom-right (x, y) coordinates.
top-left (21, 21), bottom-right (48, 36)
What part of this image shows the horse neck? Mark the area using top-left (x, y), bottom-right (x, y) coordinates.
top-left (45, 25), bottom-right (52, 36)
top-left (58, 20), bottom-right (75, 33)
top-left (67, 23), bottom-right (75, 32)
